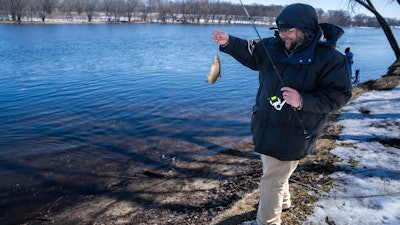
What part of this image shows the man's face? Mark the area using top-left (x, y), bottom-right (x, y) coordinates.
top-left (279, 28), bottom-right (298, 51)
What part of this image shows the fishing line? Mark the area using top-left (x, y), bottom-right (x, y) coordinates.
top-left (239, 0), bottom-right (284, 86)
top-left (238, 0), bottom-right (309, 137)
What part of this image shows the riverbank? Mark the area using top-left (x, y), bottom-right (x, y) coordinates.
top-left (16, 71), bottom-right (399, 225)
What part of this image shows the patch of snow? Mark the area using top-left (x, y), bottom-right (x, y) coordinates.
top-left (304, 86), bottom-right (400, 225)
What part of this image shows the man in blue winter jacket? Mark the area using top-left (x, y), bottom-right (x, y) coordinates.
top-left (212, 3), bottom-right (352, 225)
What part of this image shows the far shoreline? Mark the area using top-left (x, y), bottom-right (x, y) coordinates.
top-left (1, 19), bottom-right (400, 28)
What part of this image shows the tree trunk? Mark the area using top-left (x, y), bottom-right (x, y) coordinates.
top-left (354, 0), bottom-right (400, 62)
top-left (374, 11), bottom-right (400, 61)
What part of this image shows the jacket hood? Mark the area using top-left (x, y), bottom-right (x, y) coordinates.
top-left (319, 23), bottom-right (344, 47)
top-left (276, 3), bottom-right (319, 35)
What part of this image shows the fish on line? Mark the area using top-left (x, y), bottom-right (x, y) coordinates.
top-left (206, 54), bottom-right (221, 84)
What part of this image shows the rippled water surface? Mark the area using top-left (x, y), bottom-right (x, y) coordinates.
top-left (0, 24), bottom-right (398, 223)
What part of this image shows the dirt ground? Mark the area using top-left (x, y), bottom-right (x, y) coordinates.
top-left (20, 73), bottom-right (400, 225)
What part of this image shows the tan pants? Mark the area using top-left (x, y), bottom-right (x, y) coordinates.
top-left (256, 155), bottom-right (299, 225)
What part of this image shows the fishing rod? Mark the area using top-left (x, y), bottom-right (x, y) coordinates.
top-left (238, 0), bottom-right (284, 86)
top-left (238, 0), bottom-right (310, 137)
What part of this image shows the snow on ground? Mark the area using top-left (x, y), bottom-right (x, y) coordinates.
top-left (305, 85), bottom-right (400, 225)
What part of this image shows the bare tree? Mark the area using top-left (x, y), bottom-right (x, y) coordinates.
top-left (157, 0), bottom-right (173, 23)
top-left (101, 0), bottom-right (125, 22)
top-left (141, 0), bottom-right (154, 22)
top-left (324, 10), bottom-right (352, 27)
top-left (35, 0), bottom-right (58, 22)
top-left (59, 0), bottom-right (75, 20)
top-left (5, 0), bottom-right (27, 21)
top-left (84, 0), bottom-right (96, 22)
top-left (151, 0), bottom-right (163, 22)
top-left (178, 0), bottom-right (189, 23)
top-left (124, 0), bottom-right (139, 22)
top-left (350, 0), bottom-right (400, 64)
top-left (353, 13), bottom-right (368, 26)
top-left (73, 0), bottom-right (85, 18)
top-left (0, 0), bottom-right (5, 19)
top-left (103, 0), bottom-right (116, 21)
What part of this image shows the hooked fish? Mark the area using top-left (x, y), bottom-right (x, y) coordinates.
top-left (207, 54), bottom-right (221, 84)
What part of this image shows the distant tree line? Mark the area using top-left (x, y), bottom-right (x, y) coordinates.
top-left (0, 0), bottom-right (399, 27)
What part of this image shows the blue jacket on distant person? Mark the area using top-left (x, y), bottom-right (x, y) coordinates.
top-left (345, 47), bottom-right (354, 76)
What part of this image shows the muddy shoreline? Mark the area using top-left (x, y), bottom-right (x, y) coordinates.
top-left (3, 73), bottom-right (400, 225)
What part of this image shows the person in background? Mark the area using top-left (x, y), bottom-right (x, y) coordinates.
top-left (212, 3), bottom-right (352, 225)
top-left (345, 47), bottom-right (354, 77)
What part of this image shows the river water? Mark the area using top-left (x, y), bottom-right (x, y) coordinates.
top-left (0, 24), bottom-right (398, 223)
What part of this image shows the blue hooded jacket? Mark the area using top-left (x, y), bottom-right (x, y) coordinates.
top-left (220, 4), bottom-right (352, 160)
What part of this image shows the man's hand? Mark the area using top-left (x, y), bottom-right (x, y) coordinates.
top-left (212, 29), bottom-right (229, 46)
top-left (281, 87), bottom-right (303, 109)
